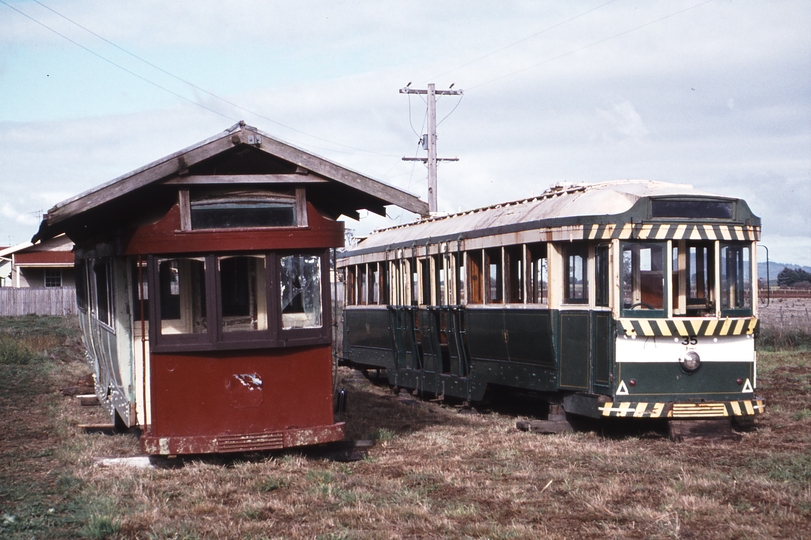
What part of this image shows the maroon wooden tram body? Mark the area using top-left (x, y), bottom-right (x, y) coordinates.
top-left (35, 122), bottom-right (427, 455)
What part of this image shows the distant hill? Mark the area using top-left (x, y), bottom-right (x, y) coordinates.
top-left (758, 262), bottom-right (811, 283)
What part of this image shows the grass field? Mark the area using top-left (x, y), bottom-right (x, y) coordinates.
top-left (1, 315), bottom-right (809, 539)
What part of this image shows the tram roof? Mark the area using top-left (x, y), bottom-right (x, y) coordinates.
top-left (34, 121), bottom-right (428, 243)
top-left (345, 179), bottom-right (758, 254)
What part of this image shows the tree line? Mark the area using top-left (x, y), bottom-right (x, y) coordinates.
top-left (777, 267), bottom-right (811, 288)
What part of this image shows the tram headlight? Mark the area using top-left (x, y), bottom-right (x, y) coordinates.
top-left (680, 351), bottom-right (701, 373)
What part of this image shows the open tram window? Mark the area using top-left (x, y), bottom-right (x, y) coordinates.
top-left (595, 245), bottom-right (610, 307)
top-left (563, 244), bottom-right (588, 305)
top-left (466, 251), bottom-right (483, 304)
top-left (358, 264), bottom-right (368, 305)
top-left (485, 248), bottom-right (503, 303)
top-left (76, 259), bottom-right (88, 311)
top-left (158, 257), bottom-right (208, 335)
top-left (345, 266), bottom-right (356, 306)
top-left (131, 259), bottom-right (149, 321)
top-left (527, 243), bottom-right (548, 304)
top-left (457, 255), bottom-right (466, 305)
top-left (435, 255), bottom-right (447, 306)
top-left (94, 259), bottom-right (114, 328)
top-left (280, 254), bottom-right (322, 329)
top-left (721, 244), bottom-right (751, 314)
top-left (621, 242), bottom-right (665, 315)
top-left (219, 255), bottom-right (267, 333)
top-left (504, 245), bottom-right (523, 303)
top-left (419, 258), bottom-right (433, 306)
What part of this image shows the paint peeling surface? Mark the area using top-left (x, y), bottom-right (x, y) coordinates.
top-left (227, 373), bottom-right (264, 408)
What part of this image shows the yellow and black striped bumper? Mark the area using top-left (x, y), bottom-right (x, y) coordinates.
top-left (619, 317), bottom-right (758, 338)
top-left (598, 399), bottom-right (765, 418)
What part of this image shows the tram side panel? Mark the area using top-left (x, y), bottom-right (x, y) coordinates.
top-left (465, 308), bottom-right (557, 400)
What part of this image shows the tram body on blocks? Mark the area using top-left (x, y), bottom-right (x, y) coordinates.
top-left (34, 122), bottom-right (427, 455)
top-left (338, 180), bottom-right (764, 425)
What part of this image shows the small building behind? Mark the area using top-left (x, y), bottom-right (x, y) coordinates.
top-left (0, 235), bottom-right (75, 288)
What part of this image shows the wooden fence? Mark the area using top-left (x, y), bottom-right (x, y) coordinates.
top-left (0, 287), bottom-right (77, 317)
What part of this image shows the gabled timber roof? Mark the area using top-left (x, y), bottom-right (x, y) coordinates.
top-left (34, 121), bottom-right (428, 242)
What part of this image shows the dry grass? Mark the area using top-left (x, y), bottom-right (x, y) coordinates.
top-left (1, 315), bottom-right (810, 539)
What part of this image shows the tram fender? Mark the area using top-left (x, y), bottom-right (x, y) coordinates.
top-left (563, 393), bottom-right (608, 419)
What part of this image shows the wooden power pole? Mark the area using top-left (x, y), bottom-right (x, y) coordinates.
top-left (400, 83), bottom-right (463, 214)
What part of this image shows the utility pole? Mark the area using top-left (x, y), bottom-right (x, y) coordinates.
top-left (400, 83), bottom-right (463, 214)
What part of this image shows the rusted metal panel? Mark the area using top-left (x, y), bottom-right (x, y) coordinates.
top-left (141, 423), bottom-right (345, 455)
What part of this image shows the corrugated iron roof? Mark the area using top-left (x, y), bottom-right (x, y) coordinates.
top-left (347, 180), bottom-right (718, 252)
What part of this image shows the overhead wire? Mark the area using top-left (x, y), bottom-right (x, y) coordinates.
top-left (0, 0), bottom-right (235, 122)
top-left (3, 0), bottom-right (400, 158)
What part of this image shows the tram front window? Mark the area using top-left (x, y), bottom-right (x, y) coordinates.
top-left (219, 255), bottom-right (267, 332)
top-left (622, 242), bottom-right (665, 314)
top-left (280, 254), bottom-right (322, 329)
top-left (158, 257), bottom-right (207, 335)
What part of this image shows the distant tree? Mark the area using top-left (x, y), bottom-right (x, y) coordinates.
top-left (777, 267), bottom-right (811, 287)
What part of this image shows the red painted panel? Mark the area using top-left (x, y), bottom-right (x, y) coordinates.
top-left (125, 202), bottom-right (344, 255)
top-left (149, 345), bottom-right (336, 438)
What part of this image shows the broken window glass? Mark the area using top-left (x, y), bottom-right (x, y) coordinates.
top-left (280, 254), bottom-right (322, 329)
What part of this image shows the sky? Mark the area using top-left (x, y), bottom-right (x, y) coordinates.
top-left (1, 0), bottom-right (809, 265)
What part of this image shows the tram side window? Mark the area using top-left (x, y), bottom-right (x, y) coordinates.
top-left (411, 259), bottom-right (420, 306)
top-left (76, 259), bottom-right (88, 311)
top-left (527, 243), bottom-right (548, 304)
top-left (220, 255), bottom-right (267, 332)
top-left (721, 244), bottom-right (751, 312)
top-left (358, 264), bottom-right (368, 305)
top-left (158, 257), bottom-right (208, 335)
top-left (131, 259), bottom-right (149, 321)
top-left (485, 248), bottom-right (503, 303)
top-left (563, 244), bottom-right (588, 304)
top-left (595, 245), bottom-right (610, 307)
top-left (456, 255), bottom-right (466, 305)
top-left (420, 258), bottom-right (432, 305)
top-left (435, 255), bottom-right (449, 305)
top-left (505, 245), bottom-right (523, 303)
top-left (345, 266), bottom-right (356, 306)
top-left (94, 260), bottom-right (114, 327)
top-left (467, 251), bottom-right (483, 304)
top-left (280, 254), bottom-right (322, 329)
top-left (621, 243), bottom-right (665, 312)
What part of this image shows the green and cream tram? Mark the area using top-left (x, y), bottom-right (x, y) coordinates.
top-left (338, 180), bottom-right (764, 426)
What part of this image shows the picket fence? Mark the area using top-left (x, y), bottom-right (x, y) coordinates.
top-left (0, 287), bottom-right (77, 317)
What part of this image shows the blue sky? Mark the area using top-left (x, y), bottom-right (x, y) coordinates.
top-left (1, 0), bottom-right (809, 265)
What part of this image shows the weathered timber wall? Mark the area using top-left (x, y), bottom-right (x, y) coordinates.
top-left (0, 287), bottom-right (77, 317)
